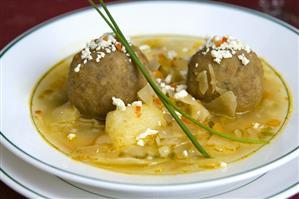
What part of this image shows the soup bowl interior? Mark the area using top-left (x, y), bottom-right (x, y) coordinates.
top-left (1, 1), bottom-right (298, 192)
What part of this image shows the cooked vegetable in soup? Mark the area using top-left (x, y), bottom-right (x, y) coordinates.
top-left (31, 35), bottom-right (291, 174)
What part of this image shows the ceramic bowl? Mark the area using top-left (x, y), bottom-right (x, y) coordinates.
top-left (1, 1), bottom-right (298, 198)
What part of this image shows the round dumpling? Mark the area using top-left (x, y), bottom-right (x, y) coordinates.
top-left (68, 33), bottom-right (149, 120)
top-left (187, 36), bottom-right (264, 113)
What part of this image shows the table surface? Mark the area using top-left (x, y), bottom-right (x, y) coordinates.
top-left (0, 0), bottom-right (298, 198)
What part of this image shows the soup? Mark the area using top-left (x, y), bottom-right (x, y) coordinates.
top-left (31, 35), bottom-right (291, 175)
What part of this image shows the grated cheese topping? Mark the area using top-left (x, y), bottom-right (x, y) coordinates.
top-left (74, 64), bottom-right (81, 73)
top-left (238, 53), bottom-right (250, 65)
top-left (157, 79), bottom-right (175, 95)
top-left (75, 33), bottom-right (132, 73)
top-left (211, 49), bottom-right (232, 64)
top-left (112, 97), bottom-right (126, 111)
top-left (201, 35), bottom-right (251, 65)
top-left (136, 128), bottom-right (159, 140)
top-left (131, 101), bottom-right (143, 107)
top-left (174, 89), bottom-right (188, 99)
top-left (81, 47), bottom-right (92, 61)
top-left (112, 97), bottom-right (142, 111)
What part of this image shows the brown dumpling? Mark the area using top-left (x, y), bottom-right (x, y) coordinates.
top-left (187, 36), bottom-right (264, 113)
top-left (67, 35), bottom-right (149, 120)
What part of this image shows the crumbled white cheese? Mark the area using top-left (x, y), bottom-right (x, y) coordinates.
top-left (112, 97), bottom-right (126, 111)
top-left (139, 44), bottom-right (151, 51)
top-left (96, 54), bottom-right (101, 63)
top-left (136, 128), bottom-right (159, 140)
top-left (67, 133), bottom-right (77, 140)
top-left (167, 50), bottom-right (177, 60)
top-left (81, 47), bottom-right (92, 60)
top-left (132, 101), bottom-right (142, 107)
top-left (202, 35), bottom-right (251, 65)
top-left (211, 49), bottom-right (232, 64)
top-left (78, 33), bottom-right (132, 66)
top-left (99, 51), bottom-right (105, 58)
top-left (105, 48), bottom-right (111, 54)
top-left (174, 89), bottom-right (188, 99)
top-left (159, 82), bottom-right (175, 95)
top-left (121, 46), bottom-right (126, 53)
top-left (74, 64), bottom-right (81, 72)
top-left (238, 53), bottom-right (250, 65)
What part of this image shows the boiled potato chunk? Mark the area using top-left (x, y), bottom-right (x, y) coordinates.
top-left (105, 105), bottom-right (166, 149)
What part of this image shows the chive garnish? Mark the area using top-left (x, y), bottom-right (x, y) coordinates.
top-left (88, 0), bottom-right (266, 158)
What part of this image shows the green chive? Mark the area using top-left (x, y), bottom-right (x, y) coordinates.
top-left (88, 0), bottom-right (266, 158)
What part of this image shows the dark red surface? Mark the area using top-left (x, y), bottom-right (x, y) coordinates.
top-left (0, 0), bottom-right (298, 198)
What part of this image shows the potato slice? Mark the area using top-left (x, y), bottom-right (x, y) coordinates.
top-left (105, 105), bottom-right (166, 149)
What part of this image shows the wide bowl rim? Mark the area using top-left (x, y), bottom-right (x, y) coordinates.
top-left (1, 0), bottom-right (298, 191)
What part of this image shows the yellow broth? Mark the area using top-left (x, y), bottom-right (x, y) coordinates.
top-left (31, 35), bottom-right (291, 174)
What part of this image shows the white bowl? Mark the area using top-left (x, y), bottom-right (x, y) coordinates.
top-left (1, 1), bottom-right (298, 198)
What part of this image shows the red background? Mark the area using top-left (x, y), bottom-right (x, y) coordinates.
top-left (0, 0), bottom-right (298, 198)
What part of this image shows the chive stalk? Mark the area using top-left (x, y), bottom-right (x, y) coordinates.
top-left (88, 0), bottom-right (266, 158)
top-left (89, 0), bottom-right (210, 157)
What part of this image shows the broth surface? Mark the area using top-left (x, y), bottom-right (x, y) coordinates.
top-left (31, 35), bottom-right (291, 174)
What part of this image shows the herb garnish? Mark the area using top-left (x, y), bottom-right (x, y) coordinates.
top-left (88, 0), bottom-right (266, 158)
